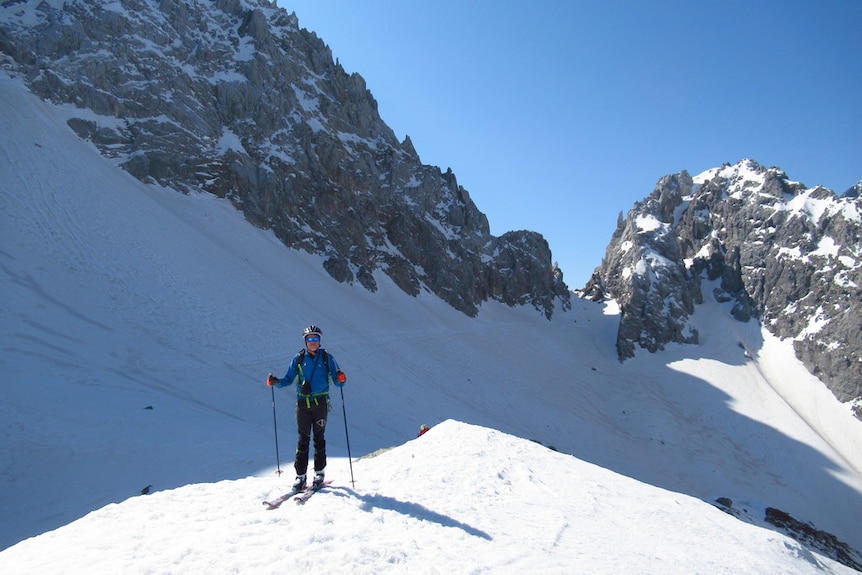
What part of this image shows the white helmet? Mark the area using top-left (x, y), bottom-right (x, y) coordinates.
top-left (303, 325), bottom-right (322, 339)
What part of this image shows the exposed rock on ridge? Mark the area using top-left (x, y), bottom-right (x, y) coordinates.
top-left (0, 0), bottom-right (569, 317)
top-left (584, 160), bottom-right (862, 405)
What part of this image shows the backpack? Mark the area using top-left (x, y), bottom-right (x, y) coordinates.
top-left (296, 348), bottom-right (334, 389)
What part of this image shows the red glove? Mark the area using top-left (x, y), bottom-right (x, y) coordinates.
top-left (267, 373), bottom-right (279, 386)
top-left (337, 370), bottom-right (346, 384)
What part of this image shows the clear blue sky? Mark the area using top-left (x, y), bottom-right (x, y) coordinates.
top-left (278, 1), bottom-right (861, 287)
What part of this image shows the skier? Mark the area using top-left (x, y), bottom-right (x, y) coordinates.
top-left (267, 325), bottom-right (346, 491)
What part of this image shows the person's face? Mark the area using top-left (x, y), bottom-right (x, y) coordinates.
top-left (305, 335), bottom-right (321, 353)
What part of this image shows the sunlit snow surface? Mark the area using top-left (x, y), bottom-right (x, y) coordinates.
top-left (1, 72), bottom-right (861, 573)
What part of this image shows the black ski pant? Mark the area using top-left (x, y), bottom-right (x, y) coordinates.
top-left (294, 396), bottom-right (329, 476)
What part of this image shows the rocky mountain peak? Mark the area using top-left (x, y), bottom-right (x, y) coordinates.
top-left (0, 0), bottom-right (569, 318)
top-left (584, 159), bottom-right (861, 407)
top-left (843, 181), bottom-right (862, 199)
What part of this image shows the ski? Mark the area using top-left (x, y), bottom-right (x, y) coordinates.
top-left (294, 480), bottom-right (332, 505)
top-left (263, 487), bottom-right (305, 510)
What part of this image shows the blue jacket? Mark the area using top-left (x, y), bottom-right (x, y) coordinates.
top-left (275, 348), bottom-right (342, 400)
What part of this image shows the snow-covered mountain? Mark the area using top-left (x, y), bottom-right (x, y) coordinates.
top-left (4, 0), bottom-right (858, 410)
top-left (2, 73), bottom-right (862, 572)
top-left (0, 0), bottom-right (569, 318)
top-left (583, 160), bottom-right (862, 409)
top-left (3, 0), bottom-right (862, 571)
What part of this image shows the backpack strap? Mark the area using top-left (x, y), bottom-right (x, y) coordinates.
top-left (295, 349), bottom-right (334, 407)
top-left (321, 350), bottom-right (332, 382)
top-left (297, 348), bottom-right (330, 371)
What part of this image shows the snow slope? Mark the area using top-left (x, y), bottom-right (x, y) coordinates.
top-left (1, 70), bottom-right (862, 572)
top-left (1, 420), bottom-right (857, 575)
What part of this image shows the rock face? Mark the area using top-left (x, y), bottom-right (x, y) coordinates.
top-left (583, 160), bottom-right (862, 405)
top-left (0, 0), bottom-right (569, 317)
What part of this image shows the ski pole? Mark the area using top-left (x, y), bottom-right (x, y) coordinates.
top-left (339, 385), bottom-right (355, 486)
top-left (270, 383), bottom-right (282, 476)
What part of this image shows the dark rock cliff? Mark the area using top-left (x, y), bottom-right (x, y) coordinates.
top-left (0, 0), bottom-right (569, 317)
top-left (584, 160), bottom-right (861, 405)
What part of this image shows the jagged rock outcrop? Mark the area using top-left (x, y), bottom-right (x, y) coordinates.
top-left (584, 160), bottom-right (861, 405)
top-left (0, 0), bottom-right (569, 317)
top-left (583, 171), bottom-right (703, 359)
top-left (843, 182), bottom-right (862, 198)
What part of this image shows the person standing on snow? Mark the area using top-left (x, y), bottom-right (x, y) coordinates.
top-left (267, 325), bottom-right (346, 490)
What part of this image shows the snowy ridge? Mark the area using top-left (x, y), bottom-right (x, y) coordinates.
top-left (2, 71), bottom-right (862, 573)
top-left (0, 421), bottom-right (857, 575)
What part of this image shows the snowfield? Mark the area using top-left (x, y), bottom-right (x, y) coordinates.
top-left (2, 70), bottom-right (862, 574)
top-left (1, 421), bottom-right (857, 575)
